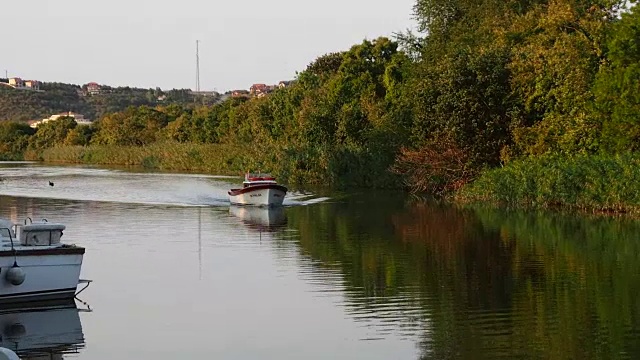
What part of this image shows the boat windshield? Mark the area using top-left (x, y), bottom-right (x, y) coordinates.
top-left (244, 173), bottom-right (276, 182)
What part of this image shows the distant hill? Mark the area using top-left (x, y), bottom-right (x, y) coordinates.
top-left (0, 80), bottom-right (222, 122)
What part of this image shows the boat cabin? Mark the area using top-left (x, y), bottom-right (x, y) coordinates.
top-left (243, 173), bottom-right (278, 187)
top-left (0, 218), bottom-right (66, 248)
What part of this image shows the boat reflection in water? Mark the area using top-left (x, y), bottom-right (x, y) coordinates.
top-left (229, 205), bottom-right (287, 232)
top-left (0, 299), bottom-right (87, 359)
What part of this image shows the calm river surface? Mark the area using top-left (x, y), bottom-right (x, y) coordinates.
top-left (0, 162), bottom-right (639, 359)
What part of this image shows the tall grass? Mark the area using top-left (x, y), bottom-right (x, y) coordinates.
top-left (457, 153), bottom-right (640, 214)
top-left (31, 141), bottom-right (265, 176)
top-left (29, 140), bottom-right (402, 188)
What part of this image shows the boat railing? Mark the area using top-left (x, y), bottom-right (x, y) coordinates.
top-left (23, 217), bottom-right (52, 225)
top-left (0, 228), bottom-right (13, 240)
top-left (0, 227), bottom-right (16, 248)
top-left (0, 226), bottom-right (20, 265)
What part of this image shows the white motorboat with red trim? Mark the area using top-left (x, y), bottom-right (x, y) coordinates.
top-left (0, 217), bottom-right (90, 304)
top-left (228, 172), bottom-right (288, 207)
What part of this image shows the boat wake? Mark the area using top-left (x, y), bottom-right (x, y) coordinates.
top-left (0, 164), bottom-right (330, 208)
top-left (284, 195), bottom-right (332, 206)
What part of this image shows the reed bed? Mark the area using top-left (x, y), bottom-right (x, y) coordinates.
top-left (457, 153), bottom-right (640, 214)
top-left (32, 141), bottom-right (264, 176)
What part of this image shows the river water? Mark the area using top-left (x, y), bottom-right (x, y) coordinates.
top-left (0, 162), bottom-right (639, 359)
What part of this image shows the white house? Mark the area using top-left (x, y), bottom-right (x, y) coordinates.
top-left (24, 80), bottom-right (40, 90)
top-left (8, 77), bottom-right (24, 87)
top-left (7, 77), bottom-right (41, 91)
top-left (30, 112), bottom-right (92, 128)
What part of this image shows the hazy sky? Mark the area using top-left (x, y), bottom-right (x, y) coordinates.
top-left (3, 1), bottom-right (417, 92)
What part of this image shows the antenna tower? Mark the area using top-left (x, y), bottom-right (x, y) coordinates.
top-left (195, 40), bottom-right (201, 92)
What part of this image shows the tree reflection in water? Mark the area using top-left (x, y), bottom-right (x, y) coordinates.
top-left (277, 193), bottom-right (640, 360)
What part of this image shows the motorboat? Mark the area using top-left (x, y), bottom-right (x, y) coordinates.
top-left (0, 217), bottom-right (90, 303)
top-left (0, 299), bottom-right (87, 358)
top-left (228, 172), bottom-right (288, 207)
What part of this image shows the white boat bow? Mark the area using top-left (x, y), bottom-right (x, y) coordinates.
top-left (0, 218), bottom-right (89, 303)
top-left (228, 172), bottom-right (288, 207)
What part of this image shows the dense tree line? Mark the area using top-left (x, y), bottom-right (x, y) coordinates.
top-left (1, 0), bottom-right (639, 201)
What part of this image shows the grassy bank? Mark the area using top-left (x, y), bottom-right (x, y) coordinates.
top-left (457, 154), bottom-right (640, 214)
top-left (27, 141), bottom-right (265, 176)
top-left (26, 141), bottom-right (401, 189)
top-left (25, 143), bottom-right (640, 216)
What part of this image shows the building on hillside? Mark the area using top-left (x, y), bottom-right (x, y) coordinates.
top-left (7, 77), bottom-right (42, 91)
top-left (8, 78), bottom-right (23, 87)
top-left (278, 80), bottom-right (294, 88)
top-left (30, 112), bottom-right (92, 128)
top-left (258, 85), bottom-right (277, 98)
top-left (249, 83), bottom-right (267, 96)
top-left (24, 80), bottom-right (40, 90)
top-left (231, 90), bottom-right (250, 98)
top-left (85, 82), bottom-right (101, 95)
top-left (250, 83), bottom-right (278, 98)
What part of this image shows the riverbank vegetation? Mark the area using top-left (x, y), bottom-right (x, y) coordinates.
top-left (1, 0), bottom-right (639, 212)
top-left (458, 153), bottom-right (640, 213)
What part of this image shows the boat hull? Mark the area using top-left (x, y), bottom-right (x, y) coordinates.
top-left (0, 248), bottom-right (84, 304)
top-left (228, 185), bottom-right (287, 207)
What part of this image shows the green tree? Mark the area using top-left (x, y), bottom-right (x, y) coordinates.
top-left (91, 106), bottom-right (169, 146)
top-left (64, 125), bottom-right (95, 146)
top-left (0, 122), bottom-right (35, 160)
top-left (304, 51), bottom-right (345, 79)
top-left (410, 46), bottom-right (515, 167)
top-left (28, 117), bottom-right (77, 150)
top-left (592, 4), bottom-right (640, 152)
top-left (164, 106), bottom-right (221, 144)
top-left (505, 0), bottom-right (622, 156)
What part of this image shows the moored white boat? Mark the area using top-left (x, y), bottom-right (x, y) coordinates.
top-left (0, 218), bottom-right (89, 304)
top-left (228, 173), bottom-right (288, 207)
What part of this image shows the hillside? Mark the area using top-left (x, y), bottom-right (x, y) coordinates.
top-left (0, 80), bottom-right (221, 122)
